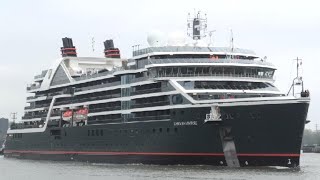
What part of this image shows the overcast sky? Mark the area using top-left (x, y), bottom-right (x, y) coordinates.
top-left (0, 0), bottom-right (319, 129)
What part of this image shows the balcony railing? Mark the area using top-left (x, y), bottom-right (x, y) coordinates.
top-left (54, 93), bottom-right (121, 106)
top-left (26, 96), bottom-right (36, 100)
top-left (133, 46), bottom-right (256, 57)
top-left (75, 81), bottom-right (121, 92)
top-left (74, 71), bottom-right (114, 81)
top-left (27, 84), bottom-right (41, 91)
top-left (130, 77), bottom-right (149, 83)
top-left (147, 58), bottom-right (274, 67)
top-left (151, 72), bottom-right (274, 80)
top-left (131, 88), bottom-right (162, 95)
top-left (87, 118), bottom-right (122, 124)
top-left (22, 114), bottom-right (46, 119)
top-left (89, 106), bottom-right (121, 113)
top-left (131, 101), bottom-right (170, 109)
top-left (129, 115), bottom-right (171, 121)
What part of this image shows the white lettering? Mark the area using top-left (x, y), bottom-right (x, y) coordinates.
top-left (174, 121), bottom-right (197, 126)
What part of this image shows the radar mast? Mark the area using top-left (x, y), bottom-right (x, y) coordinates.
top-left (187, 11), bottom-right (208, 40)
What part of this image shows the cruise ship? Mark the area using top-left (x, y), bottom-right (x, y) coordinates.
top-left (4, 13), bottom-right (310, 167)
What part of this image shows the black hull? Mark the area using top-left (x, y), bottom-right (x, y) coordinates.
top-left (4, 152), bottom-right (300, 167)
top-left (4, 101), bottom-right (309, 168)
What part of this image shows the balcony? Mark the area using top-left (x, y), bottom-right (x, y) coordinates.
top-left (75, 81), bottom-right (121, 92)
top-left (74, 71), bottom-right (113, 81)
top-left (54, 93), bottom-right (121, 106)
top-left (129, 115), bottom-right (171, 121)
top-left (27, 84), bottom-right (41, 91)
top-left (131, 101), bottom-right (170, 109)
top-left (131, 88), bottom-right (162, 95)
top-left (26, 96), bottom-right (36, 100)
top-left (130, 77), bottom-right (149, 83)
top-left (151, 72), bottom-right (274, 81)
top-left (22, 113), bottom-right (46, 119)
top-left (24, 106), bottom-right (34, 110)
top-left (89, 106), bottom-right (121, 113)
top-left (132, 47), bottom-right (257, 57)
top-left (87, 118), bottom-right (122, 125)
top-left (147, 58), bottom-right (274, 67)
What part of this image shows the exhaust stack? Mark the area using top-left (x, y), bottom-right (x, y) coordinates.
top-left (61, 37), bottom-right (77, 57)
top-left (103, 39), bottom-right (120, 58)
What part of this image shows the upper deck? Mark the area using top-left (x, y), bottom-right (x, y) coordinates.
top-left (132, 46), bottom-right (258, 59)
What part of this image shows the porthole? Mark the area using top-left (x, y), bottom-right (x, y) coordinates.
top-left (167, 128), bottom-right (170, 133)
top-left (174, 128), bottom-right (178, 133)
top-left (159, 128), bottom-right (162, 133)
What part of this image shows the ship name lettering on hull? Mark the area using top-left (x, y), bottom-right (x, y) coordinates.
top-left (174, 121), bottom-right (197, 126)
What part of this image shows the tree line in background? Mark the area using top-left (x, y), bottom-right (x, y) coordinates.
top-left (302, 129), bottom-right (320, 145)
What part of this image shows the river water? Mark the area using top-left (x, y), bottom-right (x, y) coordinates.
top-left (0, 153), bottom-right (319, 180)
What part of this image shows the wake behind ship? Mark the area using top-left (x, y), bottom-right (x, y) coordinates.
top-left (4, 13), bottom-right (310, 167)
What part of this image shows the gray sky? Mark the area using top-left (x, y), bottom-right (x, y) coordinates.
top-left (0, 0), bottom-right (319, 129)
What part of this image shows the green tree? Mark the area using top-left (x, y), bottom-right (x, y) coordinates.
top-left (302, 129), bottom-right (320, 145)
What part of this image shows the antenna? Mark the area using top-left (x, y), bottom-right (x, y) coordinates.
top-left (10, 112), bottom-right (17, 123)
top-left (208, 30), bottom-right (216, 46)
top-left (132, 44), bottom-right (141, 56)
top-left (91, 37), bottom-right (95, 52)
top-left (294, 57), bottom-right (302, 80)
top-left (229, 29), bottom-right (234, 59)
top-left (287, 57), bottom-right (307, 97)
top-left (187, 11), bottom-right (208, 40)
top-left (230, 29), bottom-right (234, 53)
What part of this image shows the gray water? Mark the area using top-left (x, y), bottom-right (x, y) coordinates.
top-left (0, 153), bottom-right (319, 180)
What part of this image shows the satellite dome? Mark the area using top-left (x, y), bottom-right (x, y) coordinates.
top-left (167, 31), bottom-right (186, 46)
top-left (147, 30), bottom-right (166, 47)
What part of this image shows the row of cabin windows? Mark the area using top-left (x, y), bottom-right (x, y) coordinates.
top-left (88, 129), bottom-right (104, 136)
top-left (135, 110), bottom-right (170, 117)
top-left (33, 71), bottom-right (146, 98)
top-left (193, 81), bottom-right (269, 90)
top-left (134, 82), bottom-right (161, 91)
top-left (12, 133), bottom-right (22, 139)
top-left (55, 82), bottom-right (163, 105)
top-left (191, 93), bottom-right (282, 100)
top-left (89, 101), bottom-right (121, 109)
top-left (75, 77), bottom-right (120, 88)
top-left (54, 90), bottom-right (121, 105)
top-left (36, 81), bottom-right (163, 107)
top-left (134, 95), bottom-right (169, 104)
top-left (153, 66), bottom-right (275, 78)
top-left (74, 72), bottom-right (145, 89)
top-left (87, 127), bottom-right (178, 137)
top-left (88, 109), bottom-right (180, 123)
